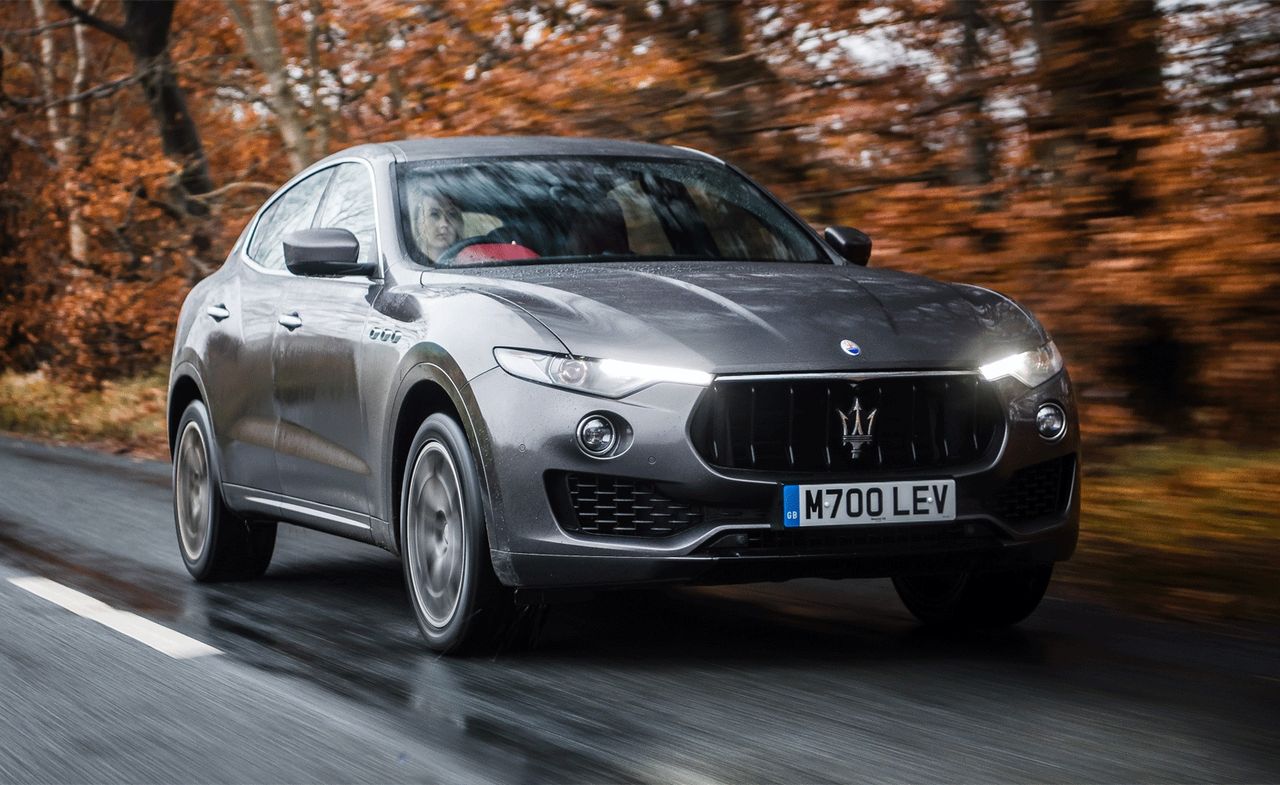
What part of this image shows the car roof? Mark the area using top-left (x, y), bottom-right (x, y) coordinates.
top-left (381, 136), bottom-right (722, 164)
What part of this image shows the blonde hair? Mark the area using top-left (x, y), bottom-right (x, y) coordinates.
top-left (411, 188), bottom-right (462, 249)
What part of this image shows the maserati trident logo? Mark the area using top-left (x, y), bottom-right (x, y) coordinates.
top-left (837, 394), bottom-right (877, 458)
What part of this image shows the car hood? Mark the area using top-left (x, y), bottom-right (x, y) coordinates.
top-left (442, 262), bottom-right (1046, 374)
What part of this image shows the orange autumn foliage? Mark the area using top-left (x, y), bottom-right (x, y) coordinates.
top-left (1, 0), bottom-right (1276, 445)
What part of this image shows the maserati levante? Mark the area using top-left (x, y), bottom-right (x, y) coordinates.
top-left (168, 137), bottom-right (1079, 652)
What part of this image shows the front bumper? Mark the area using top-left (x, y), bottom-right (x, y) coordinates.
top-left (466, 366), bottom-right (1080, 589)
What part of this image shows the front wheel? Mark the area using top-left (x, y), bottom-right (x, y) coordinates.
top-left (401, 413), bottom-right (511, 653)
top-left (892, 564), bottom-right (1053, 628)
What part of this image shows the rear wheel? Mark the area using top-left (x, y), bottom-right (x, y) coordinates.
top-left (401, 413), bottom-right (511, 653)
top-left (173, 400), bottom-right (276, 581)
top-left (892, 565), bottom-right (1053, 628)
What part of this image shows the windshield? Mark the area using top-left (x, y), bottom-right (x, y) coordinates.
top-left (395, 157), bottom-right (825, 267)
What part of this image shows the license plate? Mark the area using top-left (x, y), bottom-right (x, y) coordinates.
top-left (782, 480), bottom-right (955, 527)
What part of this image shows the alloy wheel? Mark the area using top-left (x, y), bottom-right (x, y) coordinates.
top-left (175, 421), bottom-right (212, 562)
top-left (406, 440), bottom-right (467, 629)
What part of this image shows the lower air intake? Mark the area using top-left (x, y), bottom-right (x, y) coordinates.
top-left (993, 455), bottom-right (1075, 523)
top-left (560, 473), bottom-right (704, 537)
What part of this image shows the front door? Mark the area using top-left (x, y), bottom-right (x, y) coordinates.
top-left (273, 162), bottom-right (383, 523)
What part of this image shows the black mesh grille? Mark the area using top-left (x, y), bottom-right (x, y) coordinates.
top-left (994, 455), bottom-right (1075, 522)
top-left (563, 473), bottom-right (703, 536)
top-left (691, 376), bottom-right (1003, 474)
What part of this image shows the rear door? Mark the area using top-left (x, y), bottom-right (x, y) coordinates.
top-left (210, 168), bottom-right (331, 494)
top-left (273, 161), bottom-right (383, 526)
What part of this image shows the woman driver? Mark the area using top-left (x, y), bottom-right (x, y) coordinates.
top-left (416, 191), bottom-right (464, 263)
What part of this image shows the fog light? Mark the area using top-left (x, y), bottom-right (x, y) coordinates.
top-left (1036, 403), bottom-right (1067, 441)
top-left (577, 415), bottom-right (616, 456)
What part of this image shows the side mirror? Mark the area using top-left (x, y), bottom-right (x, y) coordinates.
top-left (823, 226), bottom-right (872, 266)
top-left (282, 228), bottom-right (374, 276)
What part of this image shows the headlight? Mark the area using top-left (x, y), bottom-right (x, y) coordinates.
top-left (493, 348), bottom-right (712, 398)
top-left (979, 341), bottom-right (1064, 387)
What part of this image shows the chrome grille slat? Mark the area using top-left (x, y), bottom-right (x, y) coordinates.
top-left (691, 375), bottom-right (1002, 474)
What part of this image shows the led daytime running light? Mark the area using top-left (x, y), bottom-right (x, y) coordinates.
top-left (979, 341), bottom-right (1064, 387)
top-left (494, 348), bottom-right (712, 398)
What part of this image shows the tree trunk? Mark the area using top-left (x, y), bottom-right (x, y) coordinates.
top-left (122, 2), bottom-right (214, 199)
top-left (603, 0), bottom-right (815, 204)
top-left (226, 0), bottom-right (315, 172)
top-left (952, 0), bottom-right (1003, 250)
top-left (56, 0), bottom-right (215, 203)
top-left (31, 0), bottom-right (88, 263)
top-left (305, 0), bottom-right (329, 157)
top-left (953, 0), bottom-right (994, 191)
top-left (1030, 0), bottom-right (1166, 218)
top-left (700, 1), bottom-right (757, 155)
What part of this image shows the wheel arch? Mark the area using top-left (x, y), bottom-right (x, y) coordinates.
top-left (167, 363), bottom-right (210, 457)
top-left (387, 360), bottom-right (497, 556)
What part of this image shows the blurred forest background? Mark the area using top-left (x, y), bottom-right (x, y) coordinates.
top-left (0, 0), bottom-right (1276, 623)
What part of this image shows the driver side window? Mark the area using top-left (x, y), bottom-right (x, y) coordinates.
top-left (314, 162), bottom-right (378, 268)
top-left (247, 169), bottom-right (332, 270)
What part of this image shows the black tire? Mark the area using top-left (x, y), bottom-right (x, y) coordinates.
top-left (892, 564), bottom-right (1053, 628)
top-left (400, 413), bottom-right (512, 654)
top-left (173, 400), bottom-right (276, 582)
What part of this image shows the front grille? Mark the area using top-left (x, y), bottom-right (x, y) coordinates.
top-left (560, 473), bottom-right (704, 536)
top-left (690, 375), bottom-right (1003, 474)
top-left (993, 455), bottom-right (1075, 522)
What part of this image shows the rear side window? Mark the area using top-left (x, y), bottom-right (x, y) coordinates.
top-left (314, 163), bottom-right (378, 268)
top-left (247, 169), bottom-right (332, 270)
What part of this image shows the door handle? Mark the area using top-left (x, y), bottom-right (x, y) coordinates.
top-left (206, 304), bottom-right (231, 321)
top-left (278, 312), bottom-right (303, 331)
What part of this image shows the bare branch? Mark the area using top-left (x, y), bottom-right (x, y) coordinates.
top-left (637, 78), bottom-right (771, 118)
top-left (2, 70), bottom-right (144, 109)
top-left (1, 54), bottom-right (230, 111)
top-left (8, 129), bottom-right (58, 168)
top-left (788, 185), bottom-right (882, 202)
top-left (188, 180), bottom-right (278, 200)
top-left (54, 0), bottom-right (127, 41)
top-left (0, 17), bottom-right (77, 36)
top-left (790, 171), bottom-right (953, 202)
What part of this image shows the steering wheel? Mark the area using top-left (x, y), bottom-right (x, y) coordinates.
top-left (433, 236), bottom-right (493, 267)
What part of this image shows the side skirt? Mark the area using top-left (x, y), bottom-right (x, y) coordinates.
top-left (221, 483), bottom-right (383, 546)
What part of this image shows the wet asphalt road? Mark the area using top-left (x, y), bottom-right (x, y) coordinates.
top-left (0, 435), bottom-right (1276, 784)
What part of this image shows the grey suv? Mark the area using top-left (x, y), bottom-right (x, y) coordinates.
top-left (168, 137), bottom-right (1079, 653)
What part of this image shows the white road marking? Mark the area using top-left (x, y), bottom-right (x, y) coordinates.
top-left (8, 576), bottom-right (220, 660)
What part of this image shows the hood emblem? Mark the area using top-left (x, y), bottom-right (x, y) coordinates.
top-left (837, 394), bottom-right (877, 459)
top-left (839, 339), bottom-right (861, 357)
